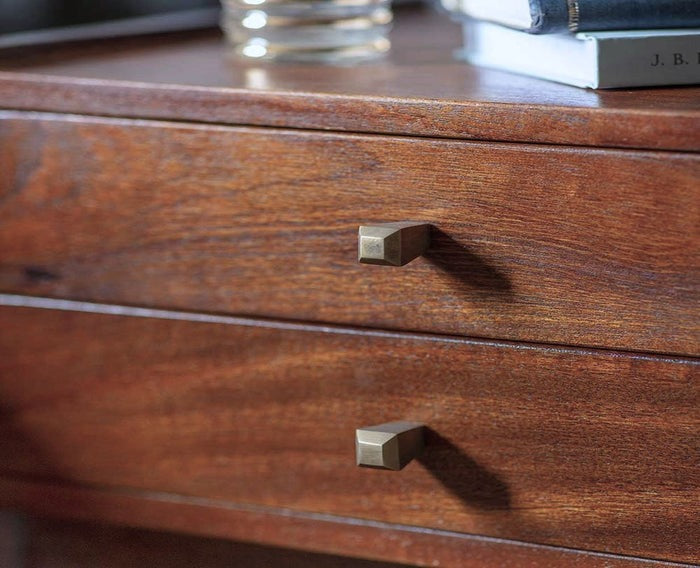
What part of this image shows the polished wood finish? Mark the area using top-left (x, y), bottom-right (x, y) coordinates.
top-left (0, 302), bottom-right (697, 563)
top-left (1, 5), bottom-right (698, 564)
top-left (0, 482), bottom-right (693, 568)
top-left (18, 515), bottom-right (406, 568)
top-left (1, 113), bottom-right (698, 355)
top-left (0, 7), bottom-right (698, 152)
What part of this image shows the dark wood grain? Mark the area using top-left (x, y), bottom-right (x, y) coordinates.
top-left (1, 113), bottom-right (698, 355)
top-left (21, 516), bottom-right (408, 568)
top-left (0, 512), bottom-right (24, 568)
top-left (0, 302), bottom-right (698, 563)
top-left (0, 7), bottom-right (698, 151)
top-left (0, 485), bottom-right (692, 568)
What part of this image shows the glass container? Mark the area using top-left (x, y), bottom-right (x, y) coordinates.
top-left (220, 0), bottom-right (392, 62)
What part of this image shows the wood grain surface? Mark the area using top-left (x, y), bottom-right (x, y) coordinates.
top-left (17, 515), bottom-right (408, 568)
top-left (0, 7), bottom-right (698, 151)
top-left (0, 490), bottom-right (694, 568)
top-left (1, 113), bottom-right (698, 355)
top-left (0, 301), bottom-right (698, 563)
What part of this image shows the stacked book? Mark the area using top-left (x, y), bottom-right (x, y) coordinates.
top-left (443, 0), bottom-right (700, 88)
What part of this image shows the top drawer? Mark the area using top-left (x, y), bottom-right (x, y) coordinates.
top-left (0, 112), bottom-right (697, 354)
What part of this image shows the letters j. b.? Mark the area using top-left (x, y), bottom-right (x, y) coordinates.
top-left (651, 52), bottom-right (700, 67)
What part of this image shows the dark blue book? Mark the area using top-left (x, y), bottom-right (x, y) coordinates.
top-left (442, 0), bottom-right (700, 34)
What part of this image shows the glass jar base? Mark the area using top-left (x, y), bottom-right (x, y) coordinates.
top-left (229, 36), bottom-right (390, 63)
top-left (220, 0), bottom-right (392, 63)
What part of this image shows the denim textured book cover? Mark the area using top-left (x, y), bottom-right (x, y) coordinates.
top-left (530, 0), bottom-right (700, 33)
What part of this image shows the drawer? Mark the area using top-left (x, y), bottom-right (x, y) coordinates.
top-left (0, 301), bottom-right (697, 563)
top-left (0, 112), bottom-right (698, 355)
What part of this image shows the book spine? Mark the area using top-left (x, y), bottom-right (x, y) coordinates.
top-left (527, 0), bottom-right (568, 33)
top-left (596, 33), bottom-right (700, 89)
top-left (528, 0), bottom-right (700, 34)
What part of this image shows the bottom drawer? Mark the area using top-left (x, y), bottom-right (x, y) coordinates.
top-left (1, 514), bottom-right (408, 568)
top-left (0, 299), bottom-right (697, 563)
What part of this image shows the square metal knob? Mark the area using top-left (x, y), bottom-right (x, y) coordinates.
top-left (355, 421), bottom-right (425, 470)
top-left (358, 222), bottom-right (430, 266)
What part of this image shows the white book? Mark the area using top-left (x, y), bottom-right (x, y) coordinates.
top-left (459, 20), bottom-right (700, 89)
top-left (443, 0), bottom-right (534, 31)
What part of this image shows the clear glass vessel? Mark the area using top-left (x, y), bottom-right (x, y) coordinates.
top-left (220, 0), bottom-right (392, 63)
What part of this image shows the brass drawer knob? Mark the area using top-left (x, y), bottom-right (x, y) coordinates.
top-left (358, 222), bottom-right (430, 266)
top-left (355, 421), bottom-right (425, 470)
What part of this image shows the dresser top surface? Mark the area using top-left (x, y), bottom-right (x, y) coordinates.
top-left (0, 6), bottom-right (698, 151)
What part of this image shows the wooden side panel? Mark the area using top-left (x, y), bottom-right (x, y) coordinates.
top-left (0, 303), bottom-right (698, 562)
top-left (0, 113), bottom-right (698, 354)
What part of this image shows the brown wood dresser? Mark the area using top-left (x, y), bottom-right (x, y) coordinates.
top-left (0, 6), bottom-right (698, 567)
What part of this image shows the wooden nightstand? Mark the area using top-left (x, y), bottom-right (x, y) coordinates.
top-left (0, 6), bottom-right (698, 567)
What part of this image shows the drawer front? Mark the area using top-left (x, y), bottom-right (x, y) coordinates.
top-left (0, 113), bottom-right (698, 355)
top-left (0, 301), bottom-right (697, 563)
